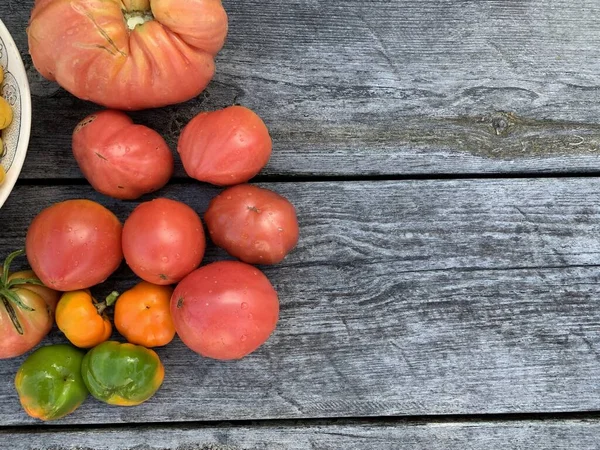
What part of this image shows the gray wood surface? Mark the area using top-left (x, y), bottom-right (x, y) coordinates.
top-left (2, 418), bottom-right (600, 450)
top-left (2, 179), bottom-right (600, 425)
top-left (4, 0), bottom-right (600, 443)
top-left (5, 0), bottom-right (600, 179)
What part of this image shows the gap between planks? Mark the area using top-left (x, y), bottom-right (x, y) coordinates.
top-left (3, 411), bottom-right (600, 434)
top-left (0, 411), bottom-right (600, 435)
top-left (15, 171), bottom-right (600, 187)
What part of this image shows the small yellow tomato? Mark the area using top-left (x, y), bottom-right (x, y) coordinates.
top-left (0, 96), bottom-right (12, 130)
top-left (55, 290), bottom-right (118, 348)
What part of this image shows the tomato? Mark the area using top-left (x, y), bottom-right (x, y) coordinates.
top-left (55, 290), bottom-right (118, 348)
top-left (204, 184), bottom-right (299, 264)
top-left (25, 199), bottom-right (123, 291)
top-left (27, 0), bottom-right (228, 110)
top-left (81, 341), bottom-right (164, 406)
top-left (177, 106), bottom-right (272, 186)
top-left (72, 110), bottom-right (174, 200)
top-left (114, 281), bottom-right (175, 347)
top-left (15, 344), bottom-right (89, 421)
top-left (171, 261), bottom-right (279, 360)
top-left (122, 198), bottom-right (205, 285)
top-left (0, 250), bottom-right (60, 359)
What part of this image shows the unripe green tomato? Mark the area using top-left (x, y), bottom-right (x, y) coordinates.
top-left (81, 341), bottom-right (164, 406)
top-left (14, 344), bottom-right (88, 421)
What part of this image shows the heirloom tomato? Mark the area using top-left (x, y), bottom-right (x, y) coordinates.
top-left (122, 198), bottom-right (205, 285)
top-left (0, 250), bottom-right (60, 359)
top-left (81, 341), bottom-right (164, 406)
top-left (171, 261), bottom-right (279, 360)
top-left (27, 0), bottom-right (228, 110)
top-left (204, 184), bottom-right (299, 264)
top-left (114, 281), bottom-right (175, 347)
top-left (25, 199), bottom-right (123, 291)
top-left (15, 344), bottom-right (89, 421)
top-left (72, 110), bottom-right (174, 200)
top-left (55, 290), bottom-right (118, 348)
top-left (177, 106), bottom-right (272, 186)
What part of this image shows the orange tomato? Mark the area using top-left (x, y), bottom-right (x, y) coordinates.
top-left (55, 290), bottom-right (118, 348)
top-left (114, 282), bottom-right (175, 347)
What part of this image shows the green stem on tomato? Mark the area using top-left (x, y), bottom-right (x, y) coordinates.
top-left (7, 277), bottom-right (45, 289)
top-left (1, 287), bottom-right (34, 312)
top-left (0, 250), bottom-right (39, 334)
top-left (105, 291), bottom-right (120, 307)
top-left (95, 291), bottom-right (120, 315)
top-left (2, 249), bottom-right (24, 285)
top-left (1, 296), bottom-right (23, 335)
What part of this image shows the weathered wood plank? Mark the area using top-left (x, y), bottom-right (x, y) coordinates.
top-left (1, 179), bottom-right (600, 425)
top-left (3, 418), bottom-right (600, 450)
top-left (5, 1), bottom-right (600, 178)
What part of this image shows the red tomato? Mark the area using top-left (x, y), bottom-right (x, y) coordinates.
top-left (177, 106), bottom-right (272, 186)
top-left (122, 198), bottom-right (205, 285)
top-left (72, 110), bottom-right (174, 200)
top-left (27, 0), bottom-right (228, 110)
top-left (0, 250), bottom-right (60, 359)
top-left (171, 261), bottom-right (279, 360)
top-left (25, 200), bottom-right (123, 291)
top-left (204, 184), bottom-right (299, 264)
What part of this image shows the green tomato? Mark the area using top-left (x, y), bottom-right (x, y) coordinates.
top-left (14, 344), bottom-right (88, 421)
top-left (81, 341), bottom-right (164, 406)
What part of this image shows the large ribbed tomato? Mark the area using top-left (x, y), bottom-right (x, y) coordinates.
top-left (27, 0), bottom-right (228, 110)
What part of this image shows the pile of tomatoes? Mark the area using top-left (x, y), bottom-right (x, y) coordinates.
top-left (1, 0), bottom-right (302, 421)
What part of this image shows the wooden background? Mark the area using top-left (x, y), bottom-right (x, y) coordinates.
top-left (3, 0), bottom-right (600, 448)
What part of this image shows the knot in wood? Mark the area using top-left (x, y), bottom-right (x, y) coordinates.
top-left (492, 116), bottom-right (509, 136)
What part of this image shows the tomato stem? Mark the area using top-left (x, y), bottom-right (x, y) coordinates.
top-left (123, 10), bottom-right (154, 30)
top-left (105, 291), bottom-right (120, 307)
top-left (0, 250), bottom-right (45, 334)
top-left (1, 296), bottom-right (23, 335)
top-left (95, 291), bottom-right (120, 315)
top-left (2, 249), bottom-right (25, 285)
top-left (1, 288), bottom-right (35, 312)
top-left (7, 278), bottom-right (45, 289)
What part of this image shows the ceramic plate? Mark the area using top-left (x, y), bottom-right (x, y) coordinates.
top-left (0, 19), bottom-right (32, 209)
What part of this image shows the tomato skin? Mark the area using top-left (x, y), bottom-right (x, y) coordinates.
top-left (25, 200), bottom-right (123, 291)
top-left (27, 0), bottom-right (228, 110)
top-left (8, 270), bottom-right (60, 314)
top-left (114, 282), bottom-right (175, 347)
top-left (0, 288), bottom-right (54, 359)
top-left (0, 252), bottom-right (60, 360)
top-left (122, 198), bottom-right (206, 285)
top-left (81, 341), bottom-right (164, 406)
top-left (178, 106), bottom-right (272, 186)
top-left (15, 344), bottom-right (89, 421)
top-left (171, 261), bottom-right (279, 360)
top-left (55, 290), bottom-right (113, 349)
top-left (72, 110), bottom-right (174, 200)
top-left (204, 184), bottom-right (299, 264)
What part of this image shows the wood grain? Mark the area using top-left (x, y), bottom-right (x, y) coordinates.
top-left (5, 1), bottom-right (600, 179)
top-left (3, 418), bottom-right (600, 450)
top-left (1, 179), bottom-right (600, 425)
